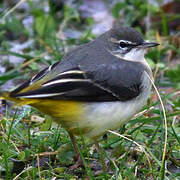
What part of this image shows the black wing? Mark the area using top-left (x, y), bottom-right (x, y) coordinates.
top-left (10, 59), bottom-right (145, 102)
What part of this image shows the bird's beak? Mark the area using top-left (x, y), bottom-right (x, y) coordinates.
top-left (137, 41), bottom-right (160, 49)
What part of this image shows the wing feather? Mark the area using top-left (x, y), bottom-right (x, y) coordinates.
top-left (10, 60), bottom-right (143, 102)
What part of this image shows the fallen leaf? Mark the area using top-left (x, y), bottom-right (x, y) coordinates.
top-left (31, 115), bottom-right (45, 123)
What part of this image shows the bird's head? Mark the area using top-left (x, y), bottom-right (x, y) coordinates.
top-left (105, 26), bottom-right (159, 61)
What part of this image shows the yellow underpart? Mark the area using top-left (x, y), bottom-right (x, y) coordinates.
top-left (32, 100), bottom-right (91, 135)
top-left (1, 92), bottom-right (86, 135)
top-left (31, 100), bottom-right (83, 120)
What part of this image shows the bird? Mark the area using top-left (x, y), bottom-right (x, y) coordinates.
top-left (0, 26), bottom-right (159, 169)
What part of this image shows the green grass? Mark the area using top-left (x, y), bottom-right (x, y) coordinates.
top-left (0, 0), bottom-right (180, 179)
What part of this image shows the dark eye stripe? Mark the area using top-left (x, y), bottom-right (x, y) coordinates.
top-left (119, 42), bottom-right (127, 48)
top-left (119, 42), bottom-right (137, 49)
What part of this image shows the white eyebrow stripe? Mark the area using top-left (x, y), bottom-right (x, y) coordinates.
top-left (110, 38), bottom-right (136, 45)
top-left (120, 40), bottom-right (135, 44)
top-left (58, 70), bottom-right (85, 76)
top-left (43, 79), bottom-right (91, 87)
top-left (19, 92), bottom-right (65, 98)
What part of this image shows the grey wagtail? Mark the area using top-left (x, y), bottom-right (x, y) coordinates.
top-left (1, 26), bottom-right (159, 169)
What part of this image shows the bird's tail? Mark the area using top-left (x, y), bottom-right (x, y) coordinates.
top-left (0, 92), bottom-right (40, 106)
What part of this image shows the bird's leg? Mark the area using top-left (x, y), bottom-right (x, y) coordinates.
top-left (94, 139), bottom-right (109, 172)
top-left (68, 132), bottom-right (79, 159)
top-left (68, 132), bottom-right (83, 170)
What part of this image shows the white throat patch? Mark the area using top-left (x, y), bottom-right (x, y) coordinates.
top-left (117, 48), bottom-right (145, 62)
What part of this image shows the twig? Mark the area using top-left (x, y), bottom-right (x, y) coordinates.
top-left (108, 130), bottom-right (152, 167)
top-left (38, 151), bottom-right (58, 156)
top-left (134, 106), bottom-right (154, 119)
top-left (145, 72), bottom-right (168, 179)
top-left (13, 166), bottom-right (33, 180)
top-left (20, 52), bottom-right (47, 69)
top-left (37, 154), bottom-right (41, 180)
top-left (2, 0), bottom-right (27, 20)
top-left (0, 131), bottom-right (20, 153)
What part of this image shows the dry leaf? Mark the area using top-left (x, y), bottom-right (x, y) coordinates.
top-left (31, 115), bottom-right (45, 123)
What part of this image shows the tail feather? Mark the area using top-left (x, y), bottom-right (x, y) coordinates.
top-left (0, 92), bottom-right (40, 106)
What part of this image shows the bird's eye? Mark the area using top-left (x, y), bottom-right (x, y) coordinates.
top-left (119, 41), bottom-right (127, 48)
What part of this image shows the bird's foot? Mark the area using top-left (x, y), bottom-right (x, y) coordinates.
top-left (103, 158), bottom-right (109, 172)
top-left (70, 155), bottom-right (83, 170)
